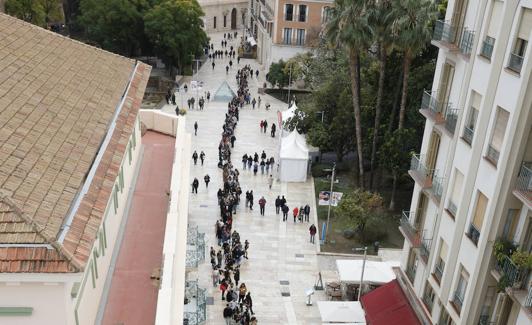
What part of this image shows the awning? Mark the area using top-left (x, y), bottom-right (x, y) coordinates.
top-left (318, 301), bottom-right (366, 324)
top-left (336, 260), bottom-right (400, 285)
top-left (360, 280), bottom-right (421, 325)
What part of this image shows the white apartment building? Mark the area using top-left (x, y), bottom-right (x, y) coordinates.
top-left (398, 0), bottom-right (532, 325)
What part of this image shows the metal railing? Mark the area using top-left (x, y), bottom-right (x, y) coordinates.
top-left (445, 109), bottom-right (460, 134)
top-left (406, 264), bottom-right (416, 283)
top-left (422, 291), bottom-right (434, 311)
top-left (495, 255), bottom-right (530, 288)
top-left (480, 37), bottom-right (495, 59)
top-left (420, 238), bottom-right (432, 261)
top-left (515, 163), bottom-right (532, 201)
top-left (410, 154), bottom-right (434, 180)
top-left (463, 126), bottom-right (474, 144)
top-left (467, 223), bottom-right (481, 245)
top-left (452, 290), bottom-right (464, 313)
top-left (434, 262), bottom-right (444, 283)
top-left (433, 20), bottom-right (458, 44)
top-left (184, 280), bottom-right (207, 325)
top-left (486, 144), bottom-right (500, 165)
top-left (447, 200), bottom-right (458, 216)
top-left (460, 28), bottom-right (475, 55)
top-left (401, 211), bottom-right (421, 246)
top-left (421, 90), bottom-right (444, 116)
top-left (431, 175), bottom-right (444, 201)
top-left (525, 286), bottom-right (532, 307)
top-left (508, 53), bottom-right (524, 73)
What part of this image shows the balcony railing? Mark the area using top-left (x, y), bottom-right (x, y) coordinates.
top-left (515, 163), bottom-right (532, 202)
top-left (486, 144), bottom-right (500, 165)
top-left (430, 175), bottom-right (444, 201)
top-left (480, 37), bottom-right (495, 59)
top-left (495, 255), bottom-right (530, 288)
top-left (463, 126), bottom-right (474, 144)
top-left (445, 109), bottom-right (460, 134)
top-left (400, 211), bottom-right (421, 246)
top-left (508, 53), bottom-right (524, 73)
top-left (452, 291), bottom-right (464, 314)
top-left (421, 90), bottom-right (447, 122)
top-left (420, 238), bottom-right (432, 263)
top-left (447, 200), bottom-right (458, 217)
top-left (467, 223), bottom-right (481, 245)
top-left (406, 264), bottom-right (417, 283)
top-left (434, 263), bottom-right (444, 283)
top-left (410, 154), bottom-right (435, 186)
top-left (422, 292), bottom-right (434, 311)
top-left (460, 28), bottom-right (475, 55)
top-left (433, 20), bottom-right (458, 44)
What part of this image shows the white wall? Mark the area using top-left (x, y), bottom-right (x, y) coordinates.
top-left (269, 44), bottom-right (310, 69)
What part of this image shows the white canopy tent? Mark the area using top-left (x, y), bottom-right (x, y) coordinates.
top-left (279, 131), bottom-right (309, 182)
top-left (281, 104), bottom-right (298, 123)
top-left (336, 260), bottom-right (400, 285)
top-left (318, 301), bottom-right (366, 324)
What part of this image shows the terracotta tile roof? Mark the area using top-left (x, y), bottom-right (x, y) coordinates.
top-left (0, 13), bottom-right (152, 272)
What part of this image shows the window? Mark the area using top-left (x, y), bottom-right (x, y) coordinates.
top-left (448, 169), bottom-right (463, 216)
top-left (285, 4), bottom-right (294, 21)
top-left (283, 28), bottom-right (292, 44)
top-left (132, 124), bottom-right (136, 148)
top-left (113, 185), bottom-right (119, 214)
top-left (508, 9), bottom-right (531, 72)
top-left (452, 267), bottom-right (469, 314)
top-left (467, 192), bottom-right (488, 245)
top-left (298, 5), bottom-right (307, 22)
top-left (502, 209), bottom-right (520, 241)
top-left (214, 16), bottom-right (217, 29)
top-left (439, 308), bottom-right (453, 325)
top-left (128, 143), bottom-right (132, 165)
top-left (296, 29), bottom-right (305, 45)
top-left (322, 6), bottom-right (332, 24)
top-left (481, 0), bottom-right (502, 59)
top-left (422, 282), bottom-right (435, 312)
top-left (406, 249), bottom-right (418, 283)
top-left (90, 261), bottom-right (96, 288)
top-left (433, 239), bottom-right (448, 283)
top-left (119, 167), bottom-right (124, 191)
top-left (224, 15), bottom-right (227, 28)
top-left (463, 91), bottom-right (480, 144)
top-left (487, 107), bottom-right (509, 165)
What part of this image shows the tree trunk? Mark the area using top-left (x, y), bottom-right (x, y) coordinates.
top-left (348, 48), bottom-right (365, 189)
top-left (387, 66), bottom-right (403, 134)
top-left (370, 45), bottom-right (386, 190)
top-left (397, 53), bottom-right (411, 130)
top-left (389, 170), bottom-right (397, 210)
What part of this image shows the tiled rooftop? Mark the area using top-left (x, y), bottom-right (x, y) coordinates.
top-left (0, 13), bottom-right (151, 272)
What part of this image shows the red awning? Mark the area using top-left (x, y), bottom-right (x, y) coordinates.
top-left (360, 280), bottom-right (421, 325)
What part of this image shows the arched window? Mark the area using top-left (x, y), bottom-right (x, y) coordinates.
top-left (322, 6), bottom-right (332, 24)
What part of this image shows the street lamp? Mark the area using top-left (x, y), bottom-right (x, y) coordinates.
top-left (353, 246), bottom-right (368, 301)
top-left (323, 163), bottom-right (336, 243)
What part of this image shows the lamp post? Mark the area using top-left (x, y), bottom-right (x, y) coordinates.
top-left (191, 55), bottom-right (201, 104)
top-left (354, 246), bottom-right (368, 301)
top-left (323, 163), bottom-right (336, 243)
top-left (287, 63), bottom-right (292, 107)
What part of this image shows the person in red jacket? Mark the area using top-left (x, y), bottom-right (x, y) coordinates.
top-left (258, 196), bottom-right (266, 216)
top-left (293, 207), bottom-right (299, 223)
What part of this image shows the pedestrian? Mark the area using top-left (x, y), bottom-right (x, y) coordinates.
top-left (204, 174), bottom-right (210, 188)
top-left (217, 250), bottom-right (223, 266)
top-left (252, 97), bottom-right (256, 109)
top-left (242, 154), bottom-right (248, 170)
top-left (265, 160), bottom-right (270, 174)
top-left (165, 93), bottom-right (170, 104)
top-left (260, 160), bottom-right (265, 174)
top-left (281, 195), bottom-right (287, 206)
top-left (207, 91), bottom-right (211, 101)
top-left (200, 151), bottom-right (205, 165)
top-left (194, 121), bottom-right (198, 135)
top-left (268, 174), bottom-right (273, 189)
top-left (309, 224), bottom-right (317, 243)
top-left (223, 304), bottom-right (233, 324)
top-left (304, 204), bottom-right (311, 222)
top-left (275, 196), bottom-right (281, 214)
top-left (213, 269), bottom-right (220, 287)
top-left (255, 70), bottom-right (259, 78)
top-left (244, 292), bottom-right (254, 315)
top-left (171, 93), bottom-right (176, 105)
top-left (244, 239), bottom-right (249, 259)
top-left (261, 150), bottom-right (267, 160)
top-left (234, 268), bottom-right (240, 287)
top-left (259, 120), bottom-right (263, 132)
top-left (282, 204), bottom-right (289, 221)
top-left (258, 196), bottom-right (266, 216)
top-left (184, 84), bottom-right (188, 92)
top-left (192, 178), bottom-right (199, 194)
top-left (271, 123), bottom-right (276, 137)
top-left (226, 65), bottom-right (229, 74)
top-left (229, 60), bottom-right (233, 68)
top-left (263, 120), bottom-right (268, 133)
top-left (175, 105), bottom-right (179, 116)
top-left (212, 61), bottom-right (215, 70)
top-left (238, 283), bottom-right (247, 303)
top-left (258, 96), bottom-right (261, 109)
top-left (230, 135), bottom-right (236, 148)
top-left (293, 206), bottom-right (299, 223)
top-left (253, 162), bottom-right (258, 175)
top-left (248, 190), bottom-right (254, 210)
top-left (192, 150), bottom-right (198, 165)
top-left (254, 152), bottom-right (259, 162)
top-left (299, 205), bottom-right (304, 222)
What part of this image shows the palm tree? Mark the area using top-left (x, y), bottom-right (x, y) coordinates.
top-left (326, 0), bottom-right (371, 188)
top-left (367, 0), bottom-right (395, 189)
top-left (392, 0), bottom-right (436, 130)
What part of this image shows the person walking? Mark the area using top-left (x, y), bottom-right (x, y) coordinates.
top-left (204, 174), bottom-right (210, 188)
top-left (233, 268), bottom-right (240, 287)
top-left (263, 120), bottom-right (268, 133)
top-left (230, 135), bottom-right (236, 148)
top-left (282, 204), bottom-right (289, 221)
top-left (293, 206), bottom-right (299, 223)
top-left (212, 269), bottom-right (220, 287)
top-left (192, 178), bottom-right (199, 194)
top-left (271, 123), bottom-right (276, 137)
top-left (275, 196), bottom-right (281, 214)
top-left (192, 150), bottom-right (198, 165)
top-left (242, 154), bottom-right (248, 170)
top-left (171, 93), bottom-right (176, 105)
top-left (253, 162), bottom-right (258, 175)
top-left (175, 105), bottom-right (179, 116)
top-left (248, 190), bottom-right (254, 210)
top-left (259, 120), bottom-right (263, 132)
top-left (252, 97), bottom-right (256, 109)
top-left (212, 61), bottom-right (215, 70)
top-left (223, 304), bottom-right (233, 324)
top-left (260, 160), bottom-right (265, 174)
top-left (258, 96), bottom-right (262, 109)
top-left (309, 224), bottom-right (317, 243)
top-left (226, 65), bottom-right (229, 74)
top-left (244, 239), bottom-right (249, 259)
top-left (258, 196), bottom-right (266, 216)
top-left (304, 204), bottom-right (311, 222)
top-left (268, 174), bottom-right (274, 189)
top-left (299, 205), bottom-right (304, 223)
top-left (200, 151), bottom-right (205, 165)
top-left (244, 292), bottom-right (254, 315)
top-left (194, 121), bottom-right (198, 135)
top-left (238, 283), bottom-right (247, 304)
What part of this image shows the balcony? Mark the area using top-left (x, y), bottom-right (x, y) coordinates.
top-left (433, 263), bottom-right (444, 283)
top-left (400, 211), bottom-right (421, 246)
top-left (459, 28), bottom-right (475, 55)
top-left (409, 154), bottom-right (435, 188)
top-left (420, 90), bottom-right (447, 124)
top-left (406, 264), bottom-right (417, 284)
top-left (466, 223), bottom-right (481, 246)
top-left (513, 163), bottom-right (532, 205)
top-left (420, 238), bottom-right (432, 264)
top-left (433, 20), bottom-right (459, 47)
top-left (444, 109), bottom-right (460, 134)
top-left (508, 53), bottom-right (524, 74)
top-left (480, 37), bottom-right (495, 60)
top-left (463, 126), bottom-right (474, 145)
top-left (494, 255), bottom-right (530, 289)
top-left (486, 144), bottom-right (500, 166)
top-left (452, 291), bottom-right (464, 314)
top-left (429, 175), bottom-right (444, 202)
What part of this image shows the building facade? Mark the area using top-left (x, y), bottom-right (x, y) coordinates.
top-left (199, 0), bottom-right (248, 32)
top-left (248, 0), bottom-right (332, 68)
top-left (398, 0), bottom-right (532, 324)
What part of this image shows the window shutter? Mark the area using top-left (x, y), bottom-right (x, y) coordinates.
top-left (487, 1), bottom-right (503, 38)
top-left (451, 170), bottom-right (464, 205)
top-left (490, 108), bottom-right (509, 151)
top-left (518, 9), bottom-right (532, 40)
top-left (472, 193), bottom-right (488, 230)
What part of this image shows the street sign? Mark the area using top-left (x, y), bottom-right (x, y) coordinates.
top-left (318, 191), bottom-right (343, 206)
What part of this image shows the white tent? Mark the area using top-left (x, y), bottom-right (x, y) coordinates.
top-left (318, 301), bottom-right (366, 324)
top-left (279, 131), bottom-right (309, 182)
top-left (281, 104), bottom-right (298, 123)
top-left (336, 260), bottom-right (400, 285)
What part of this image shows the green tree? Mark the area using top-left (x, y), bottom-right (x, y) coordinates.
top-left (391, 0), bottom-right (436, 130)
top-left (5, 0), bottom-right (46, 25)
top-left (78, 0), bottom-right (148, 55)
top-left (335, 189), bottom-right (384, 234)
top-left (144, 0), bottom-right (207, 74)
top-left (326, 0), bottom-right (372, 188)
top-left (266, 60), bottom-right (290, 89)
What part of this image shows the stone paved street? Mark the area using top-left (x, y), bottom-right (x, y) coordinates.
top-left (162, 32), bottom-right (327, 324)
